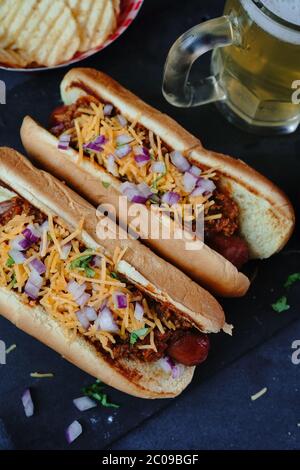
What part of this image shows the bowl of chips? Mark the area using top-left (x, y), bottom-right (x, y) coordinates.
top-left (0, 0), bottom-right (144, 71)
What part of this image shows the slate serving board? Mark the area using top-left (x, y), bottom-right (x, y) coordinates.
top-left (0, 0), bottom-right (299, 450)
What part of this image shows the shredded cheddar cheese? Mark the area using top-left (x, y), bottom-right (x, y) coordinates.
top-left (0, 209), bottom-right (178, 359)
top-left (61, 98), bottom-right (222, 223)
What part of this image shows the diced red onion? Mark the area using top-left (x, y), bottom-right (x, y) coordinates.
top-left (120, 181), bottom-right (135, 194)
top-left (73, 396), bottom-right (97, 412)
top-left (82, 306), bottom-right (97, 321)
top-left (134, 302), bottom-right (144, 321)
top-left (115, 144), bottom-right (131, 159)
top-left (90, 255), bottom-right (102, 267)
top-left (183, 171), bottom-right (198, 193)
top-left (151, 161), bottom-right (166, 173)
top-left (133, 145), bottom-right (150, 156)
top-left (24, 281), bottom-right (40, 300)
top-left (83, 135), bottom-right (106, 153)
top-left (60, 242), bottom-right (72, 260)
top-left (189, 165), bottom-right (202, 177)
top-left (11, 235), bottom-right (32, 251)
top-left (133, 145), bottom-right (144, 155)
top-left (22, 224), bottom-right (41, 243)
top-left (25, 268), bottom-right (44, 299)
top-left (58, 134), bottom-right (71, 150)
top-left (157, 356), bottom-right (173, 373)
top-left (9, 249), bottom-right (26, 265)
top-left (137, 182), bottom-right (153, 199)
top-left (158, 356), bottom-right (184, 379)
top-left (83, 142), bottom-right (102, 152)
top-left (116, 134), bottom-right (133, 146)
top-left (171, 363), bottom-right (184, 379)
top-left (39, 221), bottom-right (49, 255)
top-left (191, 177), bottom-right (216, 197)
top-left (170, 151), bottom-right (190, 172)
top-left (76, 292), bottom-right (91, 308)
top-left (0, 200), bottom-right (14, 215)
top-left (117, 114), bottom-right (127, 127)
top-left (40, 220), bottom-right (49, 232)
top-left (113, 291), bottom-right (127, 309)
top-left (103, 104), bottom-right (113, 116)
top-left (131, 194), bottom-right (148, 204)
top-left (120, 181), bottom-right (151, 204)
top-left (95, 307), bottom-right (119, 333)
top-left (134, 153), bottom-right (150, 167)
top-left (106, 154), bottom-right (119, 176)
top-left (67, 280), bottom-right (87, 300)
top-left (30, 258), bottom-right (46, 275)
top-left (161, 191), bottom-right (181, 205)
top-left (51, 123), bottom-right (65, 134)
top-left (76, 310), bottom-right (90, 330)
top-left (66, 420), bottom-right (82, 444)
top-left (21, 389), bottom-right (34, 417)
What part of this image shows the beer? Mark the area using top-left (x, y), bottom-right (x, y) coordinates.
top-left (212, 0), bottom-right (300, 132)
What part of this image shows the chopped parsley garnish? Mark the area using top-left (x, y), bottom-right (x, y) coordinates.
top-left (130, 327), bottom-right (149, 345)
top-left (110, 271), bottom-right (119, 279)
top-left (69, 251), bottom-right (95, 277)
top-left (271, 296), bottom-right (290, 313)
top-left (11, 273), bottom-right (17, 287)
top-left (82, 380), bottom-right (119, 409)
top-left (102, 181), bottom-right (111, 189)
top-left (151, 174), bottom-right (165, 190)
top-left (284, 273), bottom-right (300, 289)
top-left (6, 256), bottom-right (15, 267)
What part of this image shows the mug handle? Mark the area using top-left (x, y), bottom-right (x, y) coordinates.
top-left (162, 16), bottom-right (240, 107)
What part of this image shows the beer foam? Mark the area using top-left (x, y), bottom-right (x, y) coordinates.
top-left (261, 0), bottom-right (300, 27)
top-left (241, 0), bottom-right (300, 44)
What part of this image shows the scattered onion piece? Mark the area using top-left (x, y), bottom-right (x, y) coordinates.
top-left (65, 420), bottom-right (82, 444)
top-left (21, 389), bottom-right (34, 417)
top-left (73, 396), bottom-right (97, 412)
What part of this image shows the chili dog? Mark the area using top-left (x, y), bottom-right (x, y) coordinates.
top-left (21, 68), bottom-right (295, 297)
top-left (0, 147), bottom-right (229, 398)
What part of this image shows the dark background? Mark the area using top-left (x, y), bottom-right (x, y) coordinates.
top-left (0, 0), bottom-right (299, 450)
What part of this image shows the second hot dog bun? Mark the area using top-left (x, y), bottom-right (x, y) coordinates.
top-left (0, 147), bottom-right (227, 398)
top-left (21, 68), bottom-right (294, 297)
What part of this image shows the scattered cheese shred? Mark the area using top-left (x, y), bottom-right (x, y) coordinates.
top-left (5, 344), bottom-right (16, 354)
top-left (251, 387), bottom-right (268, 401)
top-left (30, 372), bottom-right (54, 378)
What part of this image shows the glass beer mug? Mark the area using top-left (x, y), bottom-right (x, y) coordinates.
top-left (163, 0), bottom-right (300, 134)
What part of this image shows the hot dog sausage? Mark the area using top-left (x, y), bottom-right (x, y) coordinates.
top-left (167, 332), bottom-right (210, 366)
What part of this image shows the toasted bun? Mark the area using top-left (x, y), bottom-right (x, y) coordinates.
top-left (0, 147), bottom-right (226, 398)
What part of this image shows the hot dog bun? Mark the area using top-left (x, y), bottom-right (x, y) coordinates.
top-left (20, 68), bottom-right (294, 296)
top-left (0, 147), bottom-right (226, 398)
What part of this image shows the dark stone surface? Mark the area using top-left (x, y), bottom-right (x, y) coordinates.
top-left (0, 0), bottom-right (299, 450)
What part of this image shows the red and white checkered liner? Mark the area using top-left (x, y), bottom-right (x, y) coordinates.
top-left (0, 0), bottom-right (144, 72)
